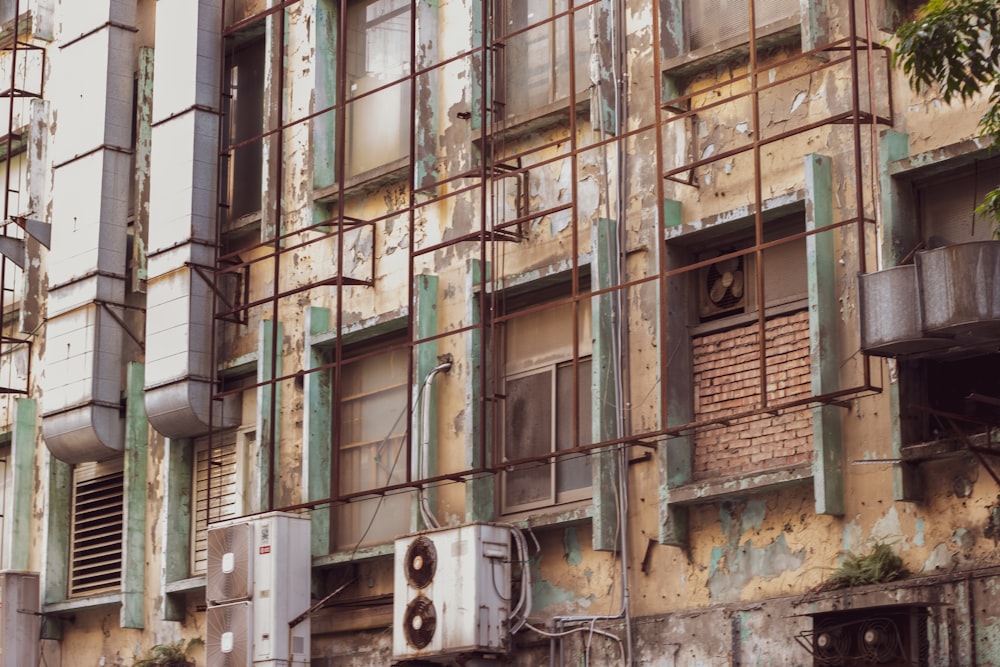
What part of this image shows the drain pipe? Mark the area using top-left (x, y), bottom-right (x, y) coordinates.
top-left (418, 357), bottom-right (452, 530)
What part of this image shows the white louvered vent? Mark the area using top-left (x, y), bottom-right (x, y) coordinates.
top-left (69, 459), bottom-right (124, 597)
top-left (688, 0), bottom-right (799, 51)
top-left (192, 436), bottom-right (239, 575)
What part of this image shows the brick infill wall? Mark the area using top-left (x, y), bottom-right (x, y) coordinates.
top-left (691, 309), bottom-right (813, 481)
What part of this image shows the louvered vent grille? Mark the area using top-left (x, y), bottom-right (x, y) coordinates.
top-left (69, 460), bottom-right (124, 597)
top-left (192, 438), bottom-right (239, 575)
top-left (688, 0), bottom-right (799, 50)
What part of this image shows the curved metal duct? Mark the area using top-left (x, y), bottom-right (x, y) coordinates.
top-left (41, 3), bottom-right (137, 463)
top-left (144, 0), bottom-right (238, 437)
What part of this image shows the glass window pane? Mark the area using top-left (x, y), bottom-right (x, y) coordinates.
top-left (556, 359), bottom-right (591, 494)
top-left (336, 342), bottom-right (409, 548)
top-left (346, 0), bottom-right (411, 176)
top-left (503, 370), bottom-right (553, 507)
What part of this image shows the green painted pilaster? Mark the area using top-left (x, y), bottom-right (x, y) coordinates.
top-left (805, 154), bottom-right (844, 516)
top-left (162, 438), bottom-right (193, 622)
top-left (660, 0), bottom-right (683, 61)
top-left (590, 2), bottom-right (616, 136)
top-left (121, 362), bottom-right (148, 628)
top-left (879, 130), bottom-right (923, 501)
top-left (42, 453), bottom-right (71, 638)
top-left (9, 399), bottom-right (36, 571)
top-left (802, 0), bottom-right (830, 51)
top-left (415, 1), bottom-right (440, 189)
top-left (414, 274), bottom-right (440, 530)
top-left (313, 0), bottom-right (337, 190)
top-left (131, 46), bottom-right (154, 293)
top-left (592, 219), bottom-right (621, 552)
top-left (659, 199), bottom-right (691, 547)
top-left (466, 259), bottom-right (493, 521)
top-left (304, 307), bottom-right (332, 556)
top-left (468, 0), bottom-right (485, 132)
top-left (258, 320), bottom-right (283, 511)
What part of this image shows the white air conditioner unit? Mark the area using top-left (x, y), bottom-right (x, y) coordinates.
top-left (392, 523), bottom-right (512, 664)
top-left (0, 571), bottom-right (40, 667)
top-left (207, 601), bottom-right (252, 667)
top-left (206, 512), bottom-right (311, 667)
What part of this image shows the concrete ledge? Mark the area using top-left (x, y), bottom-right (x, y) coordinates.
top-left (669, 462), bottom-right (813, 505)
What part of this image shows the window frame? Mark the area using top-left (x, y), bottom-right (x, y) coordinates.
top-left (330, 330), bottom-right (414, 552)
top-left (495, 284), bottom-right (594, 517)
top-left (341, 0), bottom-right (413, 183)
top-left (490, 0), bottom-right (591, 129)
top-left (221, 31), bottom-right (267, 228)
top-left (660, 0), bottom-right (823, 77)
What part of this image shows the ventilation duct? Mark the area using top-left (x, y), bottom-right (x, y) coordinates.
top-left (41, 2), bottom-right (137, 462)
top-left (859, 240), bottom-right (1000, 358)
top-left (144, 0), bottom-right (238, 437)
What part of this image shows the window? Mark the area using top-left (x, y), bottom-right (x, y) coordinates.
top-left (190, 433), bottom-right (242, 575)
top-left (500, 294), bottom-right (592, 514)
top-left (669, 213), bottom-right (812, 482)
top-left (222, 35), bottom-right (265, 222)
top-left (685, 0), bottom-right (799, 51)
top-left (334, 338), bottom-right (412, 549)
top-left (895, 159), bottom-right (1000, 446)
top-left (494, 0), bottom-right (590, 121)
top-left (68, 458), bottom-right (124, 598)
top-left (344, 0), bottom-right (411, 178)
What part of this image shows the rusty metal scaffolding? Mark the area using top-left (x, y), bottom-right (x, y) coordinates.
top-left (205, 0), bottom-right (895, 528)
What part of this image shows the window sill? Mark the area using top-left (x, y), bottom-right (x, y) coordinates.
top-left (312, 542), bottom-right (395, 568)
top-left (486, 92), bottom-right (592, 145)
top-left (662, 19), bottom-right (801, 82)
top-left (501, 500), bottom-right (593, 530)
top-left (44, 592), bottom-right (121, 614)
top-left (901, 431), bottom-right (996, 463)
top-left (314, 158), bottom-right (409, 205)
top-left (669, 462), bottom-right (812, 505)
top-left (164, 576), bottom-right (206, 596)
top-left (220, 210), bottom-right (262, 254)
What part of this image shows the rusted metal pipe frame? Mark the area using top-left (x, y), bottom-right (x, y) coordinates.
top-left (201, 0), bottom-right (894, 514)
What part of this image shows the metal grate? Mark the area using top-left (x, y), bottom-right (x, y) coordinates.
top-left (192, 436), bottom-right (239, 575)
top-left (68, 460), bottom-right (124, 598)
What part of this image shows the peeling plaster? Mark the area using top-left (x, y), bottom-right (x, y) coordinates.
top-left (564, 527), bottom-right (583, 566)
top-left (708, 500), bottom-right (805, 602)
top-left (871, 505), bottom-right (904, 545)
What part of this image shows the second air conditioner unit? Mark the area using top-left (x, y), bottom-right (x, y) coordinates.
top-left (393, 523), bottom-right (512, 663)
top-left (206, 512), bottom-right (311, 667)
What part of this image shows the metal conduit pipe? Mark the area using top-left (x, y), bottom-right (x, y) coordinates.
top-left (41, 1), bottom-right (137, 462)
top-left (546, 0), bottom-right (634, 662)
top-left (144, 0), bottom-right (239, 437)
top-left (418, 360), bottom-right (452, 530)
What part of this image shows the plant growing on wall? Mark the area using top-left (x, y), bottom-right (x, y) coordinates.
top-left (894, 0), bottom-right (1000, 226)
top-left (820, 541), bottom-right (910, 591)
top-left (134, 640), bottom-right (200, 667)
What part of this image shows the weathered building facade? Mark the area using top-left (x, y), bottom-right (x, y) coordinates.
top-left (0, 0), bottom-right (997, 664)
